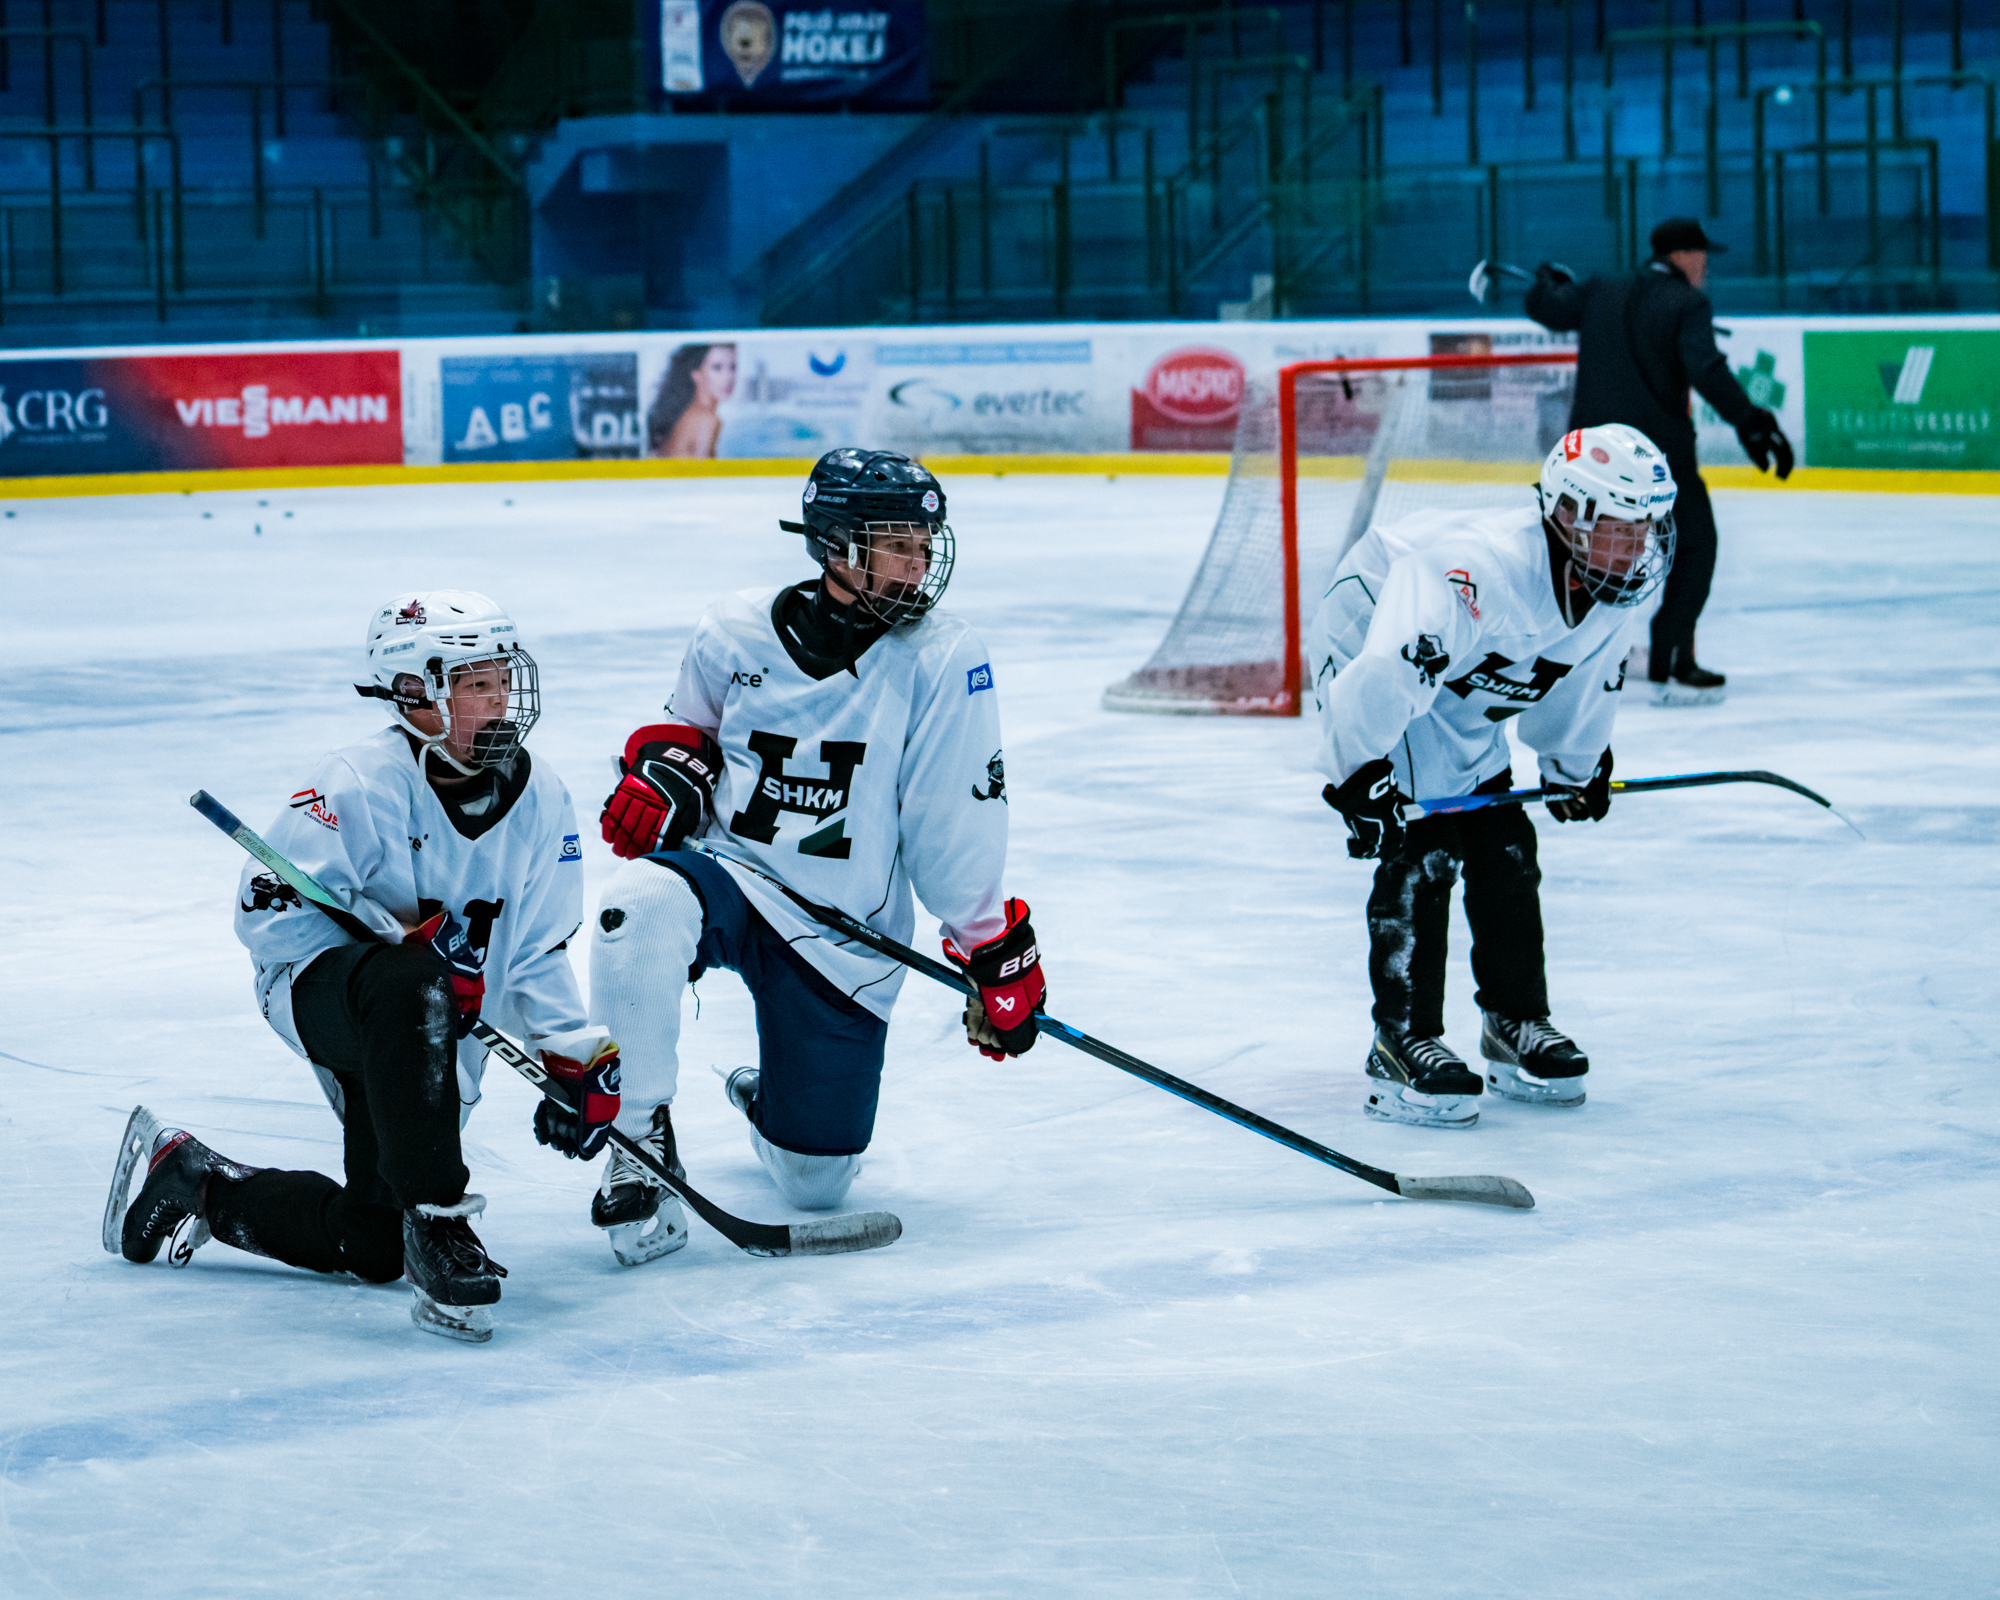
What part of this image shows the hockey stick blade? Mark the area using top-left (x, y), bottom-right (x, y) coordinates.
top-left (687, 843), bottom-right (1534, 1211)
top-left (189, 792), bottom-right (902, 1259)
top-left (1392, 1173), bottom-right (1536, 1209)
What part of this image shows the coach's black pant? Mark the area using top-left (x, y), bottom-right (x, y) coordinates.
top-left (1649, 449), bottom-right (1717, 676)
top-left (206, 942), bottom-right (469, 1283)
top-left (1367, 772), bottom-right (1548, 1039)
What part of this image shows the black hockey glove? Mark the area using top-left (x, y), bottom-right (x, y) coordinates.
top-left (1735, 407), bottom-right (1795, 480)
top-left (1324, 757), bottom-right (1409, 860)
top-left (1533, 259), bottom-right (1575, 287)
top-left (1546, 749), bottom-right (1614, 824)
top-left (601, 723), bottom-right (722, 860)
top-left (945, 899), bottom-right (1046, 1059)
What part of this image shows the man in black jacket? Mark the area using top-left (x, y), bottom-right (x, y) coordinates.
top-left (1525, 217), bottom-right (1792, 701)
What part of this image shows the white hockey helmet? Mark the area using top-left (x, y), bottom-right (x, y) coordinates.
top-left (358, 590), bottom-right (539, 774)
top-left (1537, 424), bottom-right (1679, 606)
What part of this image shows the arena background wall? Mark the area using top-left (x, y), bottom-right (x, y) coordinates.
top-left (2, 317), bottom-right (1996, 497)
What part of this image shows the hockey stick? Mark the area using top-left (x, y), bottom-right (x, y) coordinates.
top-left (1407, 769), bottom-right (1863, 836)
top-left (685, 842), bottom-right (1534, 1210)
top-left (188, 791), bottom-right (902, 1258)
top-left (1468, 257), bottom-right (1574, 304)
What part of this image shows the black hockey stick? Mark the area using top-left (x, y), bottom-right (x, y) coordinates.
top-left (686, 842), bottom-right (1533, 1210)
top-left (1408, 769), bottom-right (1862, 836)
top-left (188, 791), bottom-right (902, 1258)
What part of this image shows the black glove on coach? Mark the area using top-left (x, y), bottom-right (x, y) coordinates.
top-left (1735, 407), bottom-right (1795, 480)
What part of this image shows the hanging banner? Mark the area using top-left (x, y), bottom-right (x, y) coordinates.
top-left (650, 0), bottom-right (927, 106)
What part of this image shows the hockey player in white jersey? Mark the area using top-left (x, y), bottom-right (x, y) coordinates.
top-left (105, 592), bottom-right (621, 1341)
top-left (1312, 424), bottom-right (1677, 1128)
top-left (542, 450), bottom-right (1046, 1263)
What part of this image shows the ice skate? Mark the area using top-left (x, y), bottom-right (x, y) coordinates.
top-left (722, 1065), bottom-right (759, 1120)
top-left (1651, 657), bottom-right (1726, 707)
top-left (404, 1196), bottom-right (506, 1343)
top-left (592, 1104), bottom-right (688, 1267)
top-left (1481, 1013), bottom-right (1589, 1106)
top-left (1364, 1031), bottom-right (1483, 1129)
top-left (112, 1115), bottom-right (257, 1267)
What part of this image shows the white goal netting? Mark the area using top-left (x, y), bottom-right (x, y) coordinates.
top-left (1104, 357), bottom-right (1577, 715)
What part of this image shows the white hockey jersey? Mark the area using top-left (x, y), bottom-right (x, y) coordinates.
top-left (668, 587), bottom-right (1011, 1019)
top-left (1307, 505), bottom-right (1640, 800)
top-left (233, 726), bottom-right (588, 1107)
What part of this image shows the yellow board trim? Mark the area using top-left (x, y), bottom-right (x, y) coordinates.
top-left (0, 453), bottom-right (1992, 499)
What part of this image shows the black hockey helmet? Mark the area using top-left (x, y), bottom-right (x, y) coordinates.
top-left (781, 448), bottom-right (954, 627)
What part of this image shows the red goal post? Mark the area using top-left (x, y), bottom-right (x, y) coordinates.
top-left (1105, 350), bottom-right (1579, 718)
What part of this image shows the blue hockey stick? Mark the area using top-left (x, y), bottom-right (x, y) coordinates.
top-left (1406, 769), bottom-right (1862, 836)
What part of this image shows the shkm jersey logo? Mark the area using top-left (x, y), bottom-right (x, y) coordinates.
top-left (1442, 653), bottom-right (1575, 721)
top-left (728, 731), bottom-right (867, 859)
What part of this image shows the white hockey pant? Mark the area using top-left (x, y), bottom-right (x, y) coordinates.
top-left (591, 859), bottom-right (705, 1138)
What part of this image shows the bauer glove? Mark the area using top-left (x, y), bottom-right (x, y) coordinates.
top-left (1324, 757), bottom-right (1409, 860)
top-left (532, 1027), bottom-right (623, 1160)
top-left (601, 723), bottom-right (723, 860)
top-left (1546, 749), bottom-right (1614, 824)
top-left (945, 899), bottom-right (1046, 1060)
top-left (406, 907), bottom-right (484, 1038)
top-left (1735, 407), bottom-right (1795, 480)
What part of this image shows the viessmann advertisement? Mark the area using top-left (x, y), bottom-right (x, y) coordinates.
top-left (0, 350), bottom-right (402, 476)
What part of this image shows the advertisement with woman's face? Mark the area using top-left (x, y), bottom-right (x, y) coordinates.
top-left (647, 343), bottom-right (738, 458)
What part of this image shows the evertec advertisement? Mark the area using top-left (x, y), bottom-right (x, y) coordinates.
top-left (2, 318), bottom-right (1996, 481)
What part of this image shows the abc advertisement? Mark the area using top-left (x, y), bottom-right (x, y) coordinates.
top-left (442, 352), bottom-right (642, 463)
top-left (653, 0), bottom-right (926, 106)
top-left (0, 350), bottom-right (401, 477)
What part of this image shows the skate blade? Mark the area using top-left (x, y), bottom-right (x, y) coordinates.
top-left (1485, 1065), bottom-right (1586, 1107)
top-left (167, 1213), bottom-right (212, 1268)
top-left (1651, 681), bottom-right (1725, 708)
top-left (410, 1290), bottom-right (494, 1343)
top-left (102, 1106), bottom-right (164, 1256)
top-left (1365, 1087), bottom-right (1480, 1129)
top-left (606, 1207), bottom-right (689, 1267)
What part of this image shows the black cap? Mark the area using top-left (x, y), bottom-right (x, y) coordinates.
top-left (1649, 217), bottom-right (1729, 256)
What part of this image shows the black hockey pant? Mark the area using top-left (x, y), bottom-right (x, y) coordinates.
top-left (1367, 773), bottom-right (1549, 1039)
top-left (206, 942), bottom-right (470, 1283)
top-left (1649, 449), bottom-right (1718, 676)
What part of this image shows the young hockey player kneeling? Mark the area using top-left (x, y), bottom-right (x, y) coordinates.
top-left (538, 450), bottom-right (1046, 1264)
top-left (104, 592), bottom-right (618, 1341)
top-left (1313, 424), bottom-right (1677, 1128)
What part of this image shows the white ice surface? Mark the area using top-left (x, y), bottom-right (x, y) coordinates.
top-left (2, 476), bottom-right (1996, 1597)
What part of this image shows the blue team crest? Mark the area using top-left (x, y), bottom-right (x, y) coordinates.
top-left (1653, 463), bottom-right (1668, 480)
top-left (560, 834), bottom-right (582, 862)
top-left (967, 662), bottom-right (993, 694)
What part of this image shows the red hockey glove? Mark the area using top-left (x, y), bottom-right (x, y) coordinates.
top-left (532, 1028), bottom-right (623, 1160)
top-left (601, 724), bottom-right (722, 859)
top-left (1546, 749), bottom-right (1614, 824)
top-left (1324, 757), bottom-right (1409, 860)
top-left (945, 899), bottom-right (1046, 1060)
top-left (406, 907), bottom-right (484, 1038)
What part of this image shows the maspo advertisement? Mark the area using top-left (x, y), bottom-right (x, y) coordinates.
top-left (1803, 329), bottom-right (2000, 470)
top-left (1130, 345), bottom-right (1247, 450)
top-left (0, 350), bottom-right (400, 476)
top-left (869, 338), bottom-right (1101, 454)
top-left (655, 0), bottom-right (926, 106)
top-left (442, 352), bottom-right (641, 463)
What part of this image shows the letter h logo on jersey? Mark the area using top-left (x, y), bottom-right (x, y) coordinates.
top-left (728, 731), bottom-right (867, 859)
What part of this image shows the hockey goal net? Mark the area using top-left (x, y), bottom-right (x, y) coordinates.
top-left (1104, 352), bottom-right (1578, 716)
